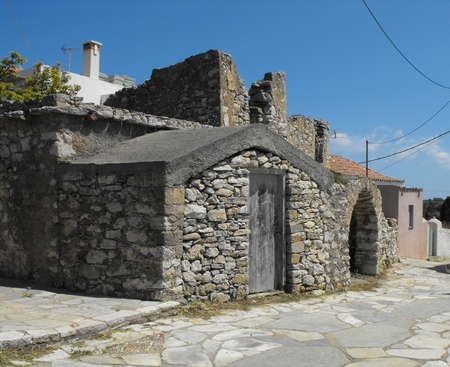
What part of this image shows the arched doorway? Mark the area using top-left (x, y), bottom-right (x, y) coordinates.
top-left (349, 189), bottom-right (379, 275)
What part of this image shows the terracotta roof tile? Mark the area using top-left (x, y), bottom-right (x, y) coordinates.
top-left (329, 154), bottom-right (403, 183)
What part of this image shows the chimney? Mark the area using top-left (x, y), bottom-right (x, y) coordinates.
top-left (82, 40), bottom-right (102, 79)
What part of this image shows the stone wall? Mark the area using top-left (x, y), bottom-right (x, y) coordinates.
top-left (56, 166), bottom-right (183, 300)
top-left (181, 149), bottom-right (397, 302)
top-left (0, 101), bottom-right (203, 286)
top-left (248, 73), bottom-right (329, 165)
top-left (105, 50), bottom-right (249, 127)
top-left (346, 179), bottom-right (399, 275)
top-left (283, 115), bottom-right (330, 165)
top-left (249, 72), bottom-right (287, 127)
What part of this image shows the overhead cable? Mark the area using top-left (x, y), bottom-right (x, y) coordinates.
top-left (359, 129), bottom-right (450, 164)
top-left (369, 100), bottom-right (450, 145)
top-left (361, 0), bottom-right (450, 89)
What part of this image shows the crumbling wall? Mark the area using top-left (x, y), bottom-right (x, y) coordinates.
top-left (249, 72), bottom-right (287, 127)
top-left (105, 50), bottom-right (249, 127)
top-left (248, 74), bottom-right (329, 165)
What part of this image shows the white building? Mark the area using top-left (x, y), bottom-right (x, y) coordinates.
top-left (18, 40), bottom-right (134, 105)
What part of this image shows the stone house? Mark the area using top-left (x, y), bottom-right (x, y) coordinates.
top-left (0, 50), bottom-right (399, 302)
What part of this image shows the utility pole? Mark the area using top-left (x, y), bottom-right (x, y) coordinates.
top-left (365, 139), bottom-right (369, 177)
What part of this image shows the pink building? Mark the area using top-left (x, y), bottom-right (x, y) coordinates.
top-left (378, 186), bottom-right (428, 259)
top-left (330, 155), bottom-right (428, 259)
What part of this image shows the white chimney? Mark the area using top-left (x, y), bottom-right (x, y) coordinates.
top-left (82, 40), bottom-right (102, 79)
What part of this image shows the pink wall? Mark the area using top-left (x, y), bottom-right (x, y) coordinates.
top-left (397, 189), bottom-right (428, 259)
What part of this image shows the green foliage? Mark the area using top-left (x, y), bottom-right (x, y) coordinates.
top-left (332, 172), bottom-right (348, 185)
top-left (0, 51), bottom-right (80, 102)
top-left (423, 197), bottom-right (444, 220)
top-left (440, 196), bottom-right (450, 223)
top-left (0, 51), bottom-right (26, 101)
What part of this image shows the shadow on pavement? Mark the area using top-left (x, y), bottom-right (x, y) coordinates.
top-left (429, 263), bottom-right (450, 274)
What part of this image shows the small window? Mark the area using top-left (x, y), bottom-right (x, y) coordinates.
top-left (408, 205), bottom-right (414, 229)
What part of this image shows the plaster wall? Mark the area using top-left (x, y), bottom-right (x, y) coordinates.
top-left (397, 189), bottom-right (428, 259)
top-left (378, 185), bottom-right (400, 219)
top-left (67, 72), bottom-right (124, 104)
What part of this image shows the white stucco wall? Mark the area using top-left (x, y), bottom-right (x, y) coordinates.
top-left (67, 72), bottom-right (123, 105)
top-left (439, 228), bottom-right (450, 258)
top-left (17, 67), bottom-right (124, 105)
top-left (428, 218), bottom-right (450, 258)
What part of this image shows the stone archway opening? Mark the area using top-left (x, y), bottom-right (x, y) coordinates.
top-left (349, 189), bottom-right (379, 275)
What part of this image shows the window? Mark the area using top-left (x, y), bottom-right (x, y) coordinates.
top-left (408, 205), bottom-right (414, 229)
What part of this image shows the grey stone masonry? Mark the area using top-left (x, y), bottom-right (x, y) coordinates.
top-left (249, 73), bottom-right (329, 165)
top-left (285, 115), bottom-right (330, 165)
top-left (0, 92), bottom-right (398, 302)
top-left (181, 149), bottom-right (398, 301)
top-left (57, 167), bottom-right (184, 301)
top-left (0, 96), bottom-right (203, 287)
top-left (105, 50), bottom-right (249, 127)
top-left (249, 72), bottom-right (288, 127)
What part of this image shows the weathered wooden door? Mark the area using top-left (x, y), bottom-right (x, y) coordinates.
top-left (249, 170), bottom-right (285, 293)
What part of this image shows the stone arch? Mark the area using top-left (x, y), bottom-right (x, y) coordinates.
top-left (349, 188), bottom-right (379, 275)
top-left (345, 179), bottom-right (386, 276)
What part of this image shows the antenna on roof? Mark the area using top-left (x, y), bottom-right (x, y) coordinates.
top-left (61, 45), bottom-right (78, 72)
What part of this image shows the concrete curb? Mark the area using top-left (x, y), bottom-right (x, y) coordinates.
top-left (0, 301), bottom-right (180, 349)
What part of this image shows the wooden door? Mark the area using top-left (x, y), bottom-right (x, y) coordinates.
top-left (249, 170), bottom-right (285, 293)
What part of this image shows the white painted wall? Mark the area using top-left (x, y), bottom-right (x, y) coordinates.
top-left (439, 228), bottom-right (450, 258)
top-left (67, 72), bottom-right (123, 105)
top-left (428, 218), bottom-right (450, 258)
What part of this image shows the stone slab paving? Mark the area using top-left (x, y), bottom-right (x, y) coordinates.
top-left (0, 283), bottom-right (179, 348)
top-left (5, 259), bottom-right (450, 366)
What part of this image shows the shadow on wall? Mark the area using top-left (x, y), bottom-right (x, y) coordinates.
top-left (349, 189), bottom-right (379, 275)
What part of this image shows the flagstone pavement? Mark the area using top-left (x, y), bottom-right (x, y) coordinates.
top-left (4, 259), bottom-right (450, 366)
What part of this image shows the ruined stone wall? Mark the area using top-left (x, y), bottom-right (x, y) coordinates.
top-left (283, 115), bottom-right (330, 165)
top-left (249, 72), bottom-right (287, 127)
top-left (248, 73), bottom-right (329, 165)
top-left (105, 50), bottom-right (249, 127)
top-left (56, 167), bottom-right (183, 301)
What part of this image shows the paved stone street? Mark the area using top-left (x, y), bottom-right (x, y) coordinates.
top-left (0, 283), bottom-right (179, 348)
top-left (5, 259), bottom-right (450, 366)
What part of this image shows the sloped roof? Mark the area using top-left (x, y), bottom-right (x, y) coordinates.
top-left (329, 154), bottom-right (404, 183)
top-left (67, 124), bottom-right (334, 188)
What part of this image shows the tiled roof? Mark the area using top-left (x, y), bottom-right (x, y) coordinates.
top-left (329, 154), bottom-right (404, 183)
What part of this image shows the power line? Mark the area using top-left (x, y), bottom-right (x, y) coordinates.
top-left (369, 100), bottom-right (450, 145)
top-left (377, 144), bottom-right (427, 171)
top-left (359, 129), bottom-right (450, 164)
top-left (361, 0), bottom-right (450, 90)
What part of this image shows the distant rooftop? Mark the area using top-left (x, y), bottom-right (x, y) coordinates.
top-left (329, 154), bottom-right (404, 183)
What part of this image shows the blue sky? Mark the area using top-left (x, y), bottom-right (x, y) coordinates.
top-left (1, 0), bottom-right (449, 198)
